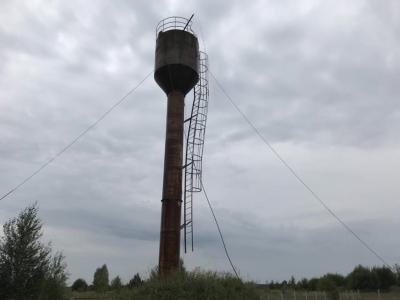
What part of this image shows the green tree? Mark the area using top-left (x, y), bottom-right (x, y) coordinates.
top-left (281, 280), bottom-right (288, 290)
top-left (93, 264), bottom-right (109, 292)
top-left (269, 280), bottom-right (277, 289)
top-left (318, 276), bottom-right (339, 300)
top-left (347, 265), bottom-right (376, 290)
top-left (0, 203), bottom-right (67, 300)
top-left (289, 276), bottom-right (296, 288)
top-left (128, 273), bottom-right (143, 288)
top-left (395, 264), bottom-right (400, 286)
top-left (110, 276), bottom-right (122, 291)
top-left (372, 267), bottom-right (396, 290)
top-left (71, 278), bottom-right (88, 292)
top-left (308, 278), bottom-right (319, 291)
top-left (323, 273), bottom-right (345, 288)
top-left (39, 252), bottom-right (68, 300)
top-left (298, 278), bottom-right (309, 290)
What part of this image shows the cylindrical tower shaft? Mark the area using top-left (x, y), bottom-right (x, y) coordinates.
top-left (154, 17), bottom-right (199, 278)
top-left (159, 90), bottom-right (185, 277)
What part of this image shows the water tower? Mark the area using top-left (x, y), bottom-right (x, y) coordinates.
top-left (154, 16), bottom-right (200, 277)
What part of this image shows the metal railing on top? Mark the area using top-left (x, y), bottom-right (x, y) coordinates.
top-left (156, 16), bottom-right (195, 36)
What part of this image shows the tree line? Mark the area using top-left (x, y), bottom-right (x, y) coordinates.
top-left (71, 264), bottom-right (143, 292)
top-left (1, 204), bottom-right (399, 300)
top-left (267, 265), bottom-right (400, 292)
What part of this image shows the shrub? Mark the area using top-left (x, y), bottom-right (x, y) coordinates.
top-left (71, 278), bottom-right (88, 292)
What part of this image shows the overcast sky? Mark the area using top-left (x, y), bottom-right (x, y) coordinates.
top-left (1, 0), bottom-right (400, 284)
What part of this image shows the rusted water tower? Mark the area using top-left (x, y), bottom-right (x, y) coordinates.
top-left (154, 16), bottom-right (199, 277)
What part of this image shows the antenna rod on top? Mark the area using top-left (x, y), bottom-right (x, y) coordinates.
top-left (183, 14), bottom-right (194, 31)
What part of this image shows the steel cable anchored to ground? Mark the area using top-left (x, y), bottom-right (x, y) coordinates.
top-left (200, 178), bottom-right (241, 279)
top-left (210, 70), bottom-right (394, 270)
top-left (0, 71), bottom-right (153, 202)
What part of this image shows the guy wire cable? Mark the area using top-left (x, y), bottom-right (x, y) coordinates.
top-left (200, 178), bottom-right (241, 279)
top-left (0, 71), bottom-right (153, 202)
top-left (210, 70), bottom-right (394, 271)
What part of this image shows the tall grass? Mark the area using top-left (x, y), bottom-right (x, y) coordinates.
top-left (73, 269), bottom-right (260, 300)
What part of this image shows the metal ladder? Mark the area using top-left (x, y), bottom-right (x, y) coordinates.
top-left (183, 52), bottom-right (209, 253)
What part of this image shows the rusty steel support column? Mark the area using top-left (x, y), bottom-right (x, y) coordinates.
top-left (158, 90), bottom-right (185, 278)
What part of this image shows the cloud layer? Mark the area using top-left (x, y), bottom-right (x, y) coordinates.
top-left (1, 0), bottom-right (399, 284)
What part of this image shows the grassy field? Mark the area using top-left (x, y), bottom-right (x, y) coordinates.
top-left (70, 288), bottom-right (400, 300)
top-left (68, 268), bottom-right (400, 300)
top-left (255, 289), bottom-right (400, 300)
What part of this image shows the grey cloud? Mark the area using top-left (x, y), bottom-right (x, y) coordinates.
top-left (44, 206), bottom-right (159, 242)
top-left (206, 1), bottom-right (400, 147)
